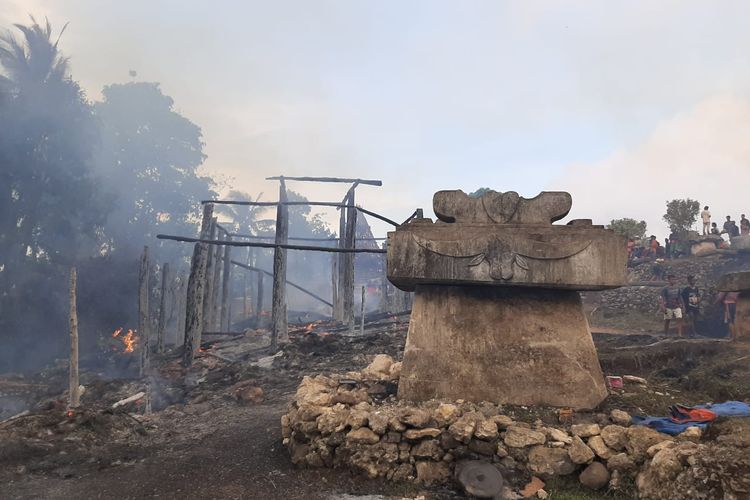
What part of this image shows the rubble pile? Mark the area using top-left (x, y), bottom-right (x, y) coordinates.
top-left (283, 354), bottom-right (750, 497)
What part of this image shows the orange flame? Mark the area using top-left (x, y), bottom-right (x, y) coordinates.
top-left (112, 328), bottom-right (139, 353)
top-left (304, 323), bottom-right (315, 333)
top-left (66, 410), bottom-right (74, 417)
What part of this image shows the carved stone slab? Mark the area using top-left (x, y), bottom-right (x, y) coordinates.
top-left (433, 190), bottom-right (572, 224)
top-left (387, 222), bottom-right (627, 291)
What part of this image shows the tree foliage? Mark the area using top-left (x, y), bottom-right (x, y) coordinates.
top-left (663, 199), bottom-right (700, 234)
top-left (468, 187), bottom-right (491, 198)
top-left (607, 218), bottom-right (648, 240)
top-left (93, 81), bottom-right (216, 261)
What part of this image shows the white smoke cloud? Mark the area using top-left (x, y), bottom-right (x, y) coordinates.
top-left (557, 94), bottom-right (750, 239)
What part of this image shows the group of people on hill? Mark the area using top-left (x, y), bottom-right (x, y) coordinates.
top-left (625, 206), bottom-right (749, 263)
top-left (701, 206), bottom-right (750, 238)
top-left (659, 274), bottom-right (739, 340)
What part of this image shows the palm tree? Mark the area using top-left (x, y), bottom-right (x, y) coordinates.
top-left (0, 16), bottom-right (69, 92)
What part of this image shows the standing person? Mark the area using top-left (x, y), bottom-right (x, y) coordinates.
top-left (701, 206), bottom-right (711, 235)
top-left (722, 216), bottom-right (737, 236)
top-left (681, 275), bottom-right (701, 337)
top-left (741, 214), bottom-right (750, 236)
top-left (664, 237), bottom-right (672, 260)
top-left (711, 222), bottom-right (720, 235)
top-left (659, 274), bottom-right (684, 337)
top-left (715, 291), bottom-right (740, 340)
top-left (649, 235), bottom-right (659, 257)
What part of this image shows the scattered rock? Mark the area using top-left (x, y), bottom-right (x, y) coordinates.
top-left (545, 427), bottom-right (572, 444)
top-left (600, 425), bottom-right (628, 451)
top-left (361, 354), bottom-right (395, 380)
top-left (449, 413), bottom-right (479, 444)
top-left (401, 408), bottom-right (432, 428)
top-left (412, 439), bottom-right (442, 459)
top-left (646, 440), bottom-right (676, 458)
top-left (610, 409), bottom-right (632, 427)
top-left (415, 461), bottom-right (450, 484)
top-left (568, 436), bottom-right (595, 464)
top-left (504, 426), bottom-right (546, 448)
top-left (433, 403), bottom-right (461, 426)
top-left (626, 426), bottom-right (673, 462)
top-left (527, 446), bottom-right (576, 476)
top-left (520, 475), bottom-right (545, 498)
top-left (606, 452), bottom-right (636, 472)
top-left (474, 419), bottom-right (499, 440)
top-left (296, 375), bottom-right (334, 406)
top-left (468, 438), bottom-right (496, 456)
top-left (587, 435), bottom-right (613, 460)
top-left (492, 415), bottom-right (514, 429)
top-left (579, 461), bottom-right (609, 490)
top-left (346, 427), bottom-right (380, 445)
top-left (233, 384), bottom-right (264, 404)
top-left (403, 428), bottom-right (441, 440)
top-left (677, 426), bottom-right (702, 442)
top-left (571, 423), bottom-right (600, 438)
top-left (622, 375), bottom-right (648, 385)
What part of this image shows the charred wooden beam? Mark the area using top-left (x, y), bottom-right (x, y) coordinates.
top-left (182, 203), bottom-right (214, 367)
top-left (209, 230), bottom-right (223, 331)
top-left (230, 233), bottom-right (386, 242)
top-left (271, 179), bottom-right (289, 348)
top-left (255, 271), bottom-right (264, 321)
top-left (138, 246), bottom-right (150, 378)
top-left (156, 235), bottom-right (387, 253)
top-left (220, 236), bottom-right (232, 331)
top-left (265, 176), bottom-right (382, 186)
top-left (68, 268), bottom-right (80, 408)
top-left (201, 219), bottom-right (218, 335)
top-left (343, 188), bottom-right (357, 330)
top-left (157, 262), bottom-right (169, 354)
top-left (231, 260), bottom-right (333, 308)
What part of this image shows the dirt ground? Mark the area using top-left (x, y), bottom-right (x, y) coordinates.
top-left (3, 310), bottom-right (750, 499)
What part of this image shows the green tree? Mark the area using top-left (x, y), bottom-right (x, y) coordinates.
top-left (93, 81), bottom-right (216, 261)
top-left (607, 218), bottom-right (648, 240)
top-left (663, 199), bottom-right (700, 234)
top-left (468, 187), bottom-right (491, 198)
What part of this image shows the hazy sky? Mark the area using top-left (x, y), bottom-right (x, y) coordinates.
top-left (3, 1), bottom-right (750, 238)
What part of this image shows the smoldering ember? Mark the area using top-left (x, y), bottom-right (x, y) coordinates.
top-left (3, 10), bottom-right (750, 500)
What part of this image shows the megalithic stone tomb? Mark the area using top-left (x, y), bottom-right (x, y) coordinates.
top-left (387, 190), bottom-right (627, 409)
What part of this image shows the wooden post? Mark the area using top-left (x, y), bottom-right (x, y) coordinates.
top-left (68, 267), bottom-right (80, 408)
top-left (176, 273), bottom-right (187, 347)
top-left (343, 188), bottom-right (357, 331)
top-left (220, 235), bottom-right (232, 331)
top-left (335, 205), bottom-right (346, 321)
top-left (271, 178), bottom-right (289, 348)
top-left (182, 203), bottom-right (214, 367)
top-left (359, 285), bottom-right (366, 335)
top-left (201, 218), bottom-right (218, 335)
top-left (210, 231), bottom-right (223, 330)
top-left (157, 262), bottom-right (169, 354)
top-left (331, 254), bottom-right (338, 320)
top-left (255, 271), bottom-right (264, 321)
top-left (243, 273), bottom-right (249, 319)
top-left (139, 246), bottom-right (150, 378)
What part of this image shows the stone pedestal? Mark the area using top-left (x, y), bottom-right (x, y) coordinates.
top-left (397, 285), bottom-right (608, 409)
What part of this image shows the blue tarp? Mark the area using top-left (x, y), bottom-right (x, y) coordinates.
top-left (631, 401), bottom-right (750, 436)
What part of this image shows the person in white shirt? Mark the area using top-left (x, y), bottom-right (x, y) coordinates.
top-left (701, 206), bottom-right (711, 235)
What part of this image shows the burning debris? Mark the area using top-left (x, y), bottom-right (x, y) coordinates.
top-left (111, 328), bottom-right (139, 354)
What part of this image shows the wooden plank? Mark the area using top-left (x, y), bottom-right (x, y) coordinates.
top-left (265, 176), bottom-right (382, 186)
top-left (359, 285), bottom-right (366, 335)
top-left (331, 254), bottom-right (338, 320)
top-left (343, 188), bottom-right (357, 330)
top-left (271, 179), bottom-right (289, 348)
top-left (182, 203), bottom-right (214, 367)
top-left (335, 199), bottom-right (346, 321)
top-left (209, 230), bottom-right (223, 331)
top-left (231, 233), bottom-right (386, 242)
top-left (201, 219), bottom-right (218, 335)
top-left (255, 272), bottom-right (264, 321)
top-left (156, 235), bottom-right (387, 253)
top-left (220, 236), bottom-right (232, 331)
top-left (157, 262), bottom-right (169, 354)
top-left (68, 268), bottom-right (80, 408)
top-left (138, 246), bottom-right (150, 378)
top-left (231, 260), bottom-right (333, 308)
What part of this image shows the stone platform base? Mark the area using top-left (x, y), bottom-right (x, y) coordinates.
top-left (397, 285), bottom-right (608, 409)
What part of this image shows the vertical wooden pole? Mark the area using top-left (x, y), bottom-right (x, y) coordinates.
top-left (68, 267), bottom-right (80, 408)
top-left (201, 218), bottom-right (218, 334)
top-left (210, 230), bottom-right (223, 330)
top-left (220, 235), bottom-right (232, 331)
top-left (139, 246), bottom-right (150, 378)
top-left (331, 253), bottom-right (338, 320)
top-left (176, 273), bottom-right (187, 346)
top-left (183, 203), bottom-right (214, 367)
top-left (157, 262), bottom-right (169, 354)
top-left (335, 207), bottom-right (346, 321)
top-left (359, 285), bottom-right (366, 335)
top-left (343, 188), bottom-right (357, 331)
top-left (271, 178), bottom-right (289, 348)
top-left (255, 272), bottom-right (264, 322)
